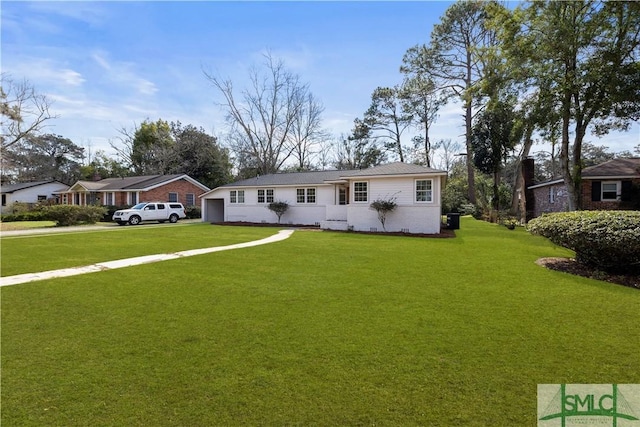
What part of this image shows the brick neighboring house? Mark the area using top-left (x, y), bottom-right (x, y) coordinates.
top-left (60, 174), bottom-right (210, 207)
top-left (527, 158), bottom-right (640, 218)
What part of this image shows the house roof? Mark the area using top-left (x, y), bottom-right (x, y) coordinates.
top-left (67, 174), bottom-right (209, 192)
top-left (1, 180), bottom-right (68, 194)
top-left (347, 162), bottom-right (446, 177)
top-left (581, 158), bottom-right (640, 179)
top-left (528, 158), bottom-right (640, 189)
top-left (215, 162), bottom-right (446, 189)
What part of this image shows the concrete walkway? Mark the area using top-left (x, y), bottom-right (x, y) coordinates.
top-left (0, 229), bottom-right (295, 287)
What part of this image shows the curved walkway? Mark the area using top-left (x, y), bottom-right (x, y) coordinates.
top-left (0, 229), bottom-right (295, 287)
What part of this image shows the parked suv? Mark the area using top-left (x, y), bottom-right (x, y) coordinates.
top-left (112, 202), bottom-right (186, 225)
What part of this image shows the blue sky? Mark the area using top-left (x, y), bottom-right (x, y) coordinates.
top-left (2, 1), bottom-right (638, 163)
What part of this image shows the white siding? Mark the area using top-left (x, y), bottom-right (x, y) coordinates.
top-left (1, 182), bottom-right (69, 214)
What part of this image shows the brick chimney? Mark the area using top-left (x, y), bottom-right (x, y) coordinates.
top-left (522, 157), bottom-right (535, 221)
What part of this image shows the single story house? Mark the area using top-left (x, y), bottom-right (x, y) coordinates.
top-left (200, 162), bottom-right (448, 234)
top-left (60, 174), bottom-right (210, 207)
top-left (527, 157), bottom-right (640, 217)
top-left (1, 180), bottom-right (70, 214)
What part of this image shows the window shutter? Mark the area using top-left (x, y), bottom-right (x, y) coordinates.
top-left (591, 181), bottom-right (601, 202)
top-left (621, 180), bottom-right (632, 202)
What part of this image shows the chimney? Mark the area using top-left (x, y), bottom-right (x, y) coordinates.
top-left (522, 157), bottom-right (535, 221)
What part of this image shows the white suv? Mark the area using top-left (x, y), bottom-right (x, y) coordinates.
top-left (112, 202), bottom-right (186, 225)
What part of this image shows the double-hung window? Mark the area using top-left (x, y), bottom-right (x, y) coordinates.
top-left (258, 189), bottom-right (274, 203)
top-left (415, 179), bottom-right (433, 203)
top-left (601, 181), bottom-right (620, 201)
top-left (186, 193), bottom-right (195, 206)
top-left (230, 190), bottom-right (245, 204)
top-left (168, 192), bottom-right (178, 203)
top-left (353, 182), bottom-right (368, 203)
top-left (296, 188), bottom-right (316, 204)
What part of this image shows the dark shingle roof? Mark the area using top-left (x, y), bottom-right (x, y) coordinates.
top-left (582, 158), bottom-right (640, 178)
top-left (223, 170), bottom-right (357, 187)
top-left (1, 180), bottom-right (67, 193)
top-left (221, 162), bottom-right (446, 188)
top-left (348, 162), bottom-right (446, 177)
top-left (74, 175), bottom-right (190, 191)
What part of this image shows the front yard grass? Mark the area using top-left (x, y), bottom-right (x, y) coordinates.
top-left (2, 218), bottom-right (639, 425)
top-left (0, 223), bottom-right (278, 276)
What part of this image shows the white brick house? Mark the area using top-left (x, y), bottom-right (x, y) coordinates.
top-left (200, 162), bottom-right (447, 234)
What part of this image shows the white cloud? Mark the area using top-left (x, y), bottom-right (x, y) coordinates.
top-left (90, 51), bottom-right (158, 96)
top-left (4, 57), bottom-right (85, 88)
top-left (59, 69), bottom-right (85, 86)
top-left (27, 2), bottom-right (109, 27)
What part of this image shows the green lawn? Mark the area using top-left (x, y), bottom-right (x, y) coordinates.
top-left (2, 218), bottom-right (639, 426)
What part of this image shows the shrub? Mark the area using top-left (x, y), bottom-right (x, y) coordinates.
top-left (267, 201), bottom-right (289, 224)
top-left (101, 205), bottom-right (128, 222)
top-left (185, 205), bottom-right (201, 219)
top-left (527, 211), bottom-right (640, 272)
top-left (370, 197), bottom-right (397, 231)
top-left (4, 202), bottom-right (34, 215)
top-left (1, 210), bottom-right (49, 222)
top-left (43, 205), bottom-right (107, 227)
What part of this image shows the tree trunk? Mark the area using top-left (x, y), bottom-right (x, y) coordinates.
top-left (465, 99), bottom-right (476, 204)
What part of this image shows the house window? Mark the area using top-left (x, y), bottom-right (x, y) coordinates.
top-left (105, 193), bottom-right (113, 205)
top-left (601, 181), bottom-right (620, 201)
top-left (354, 182), bottom-right (368, 202)
top-left (168, 192), bottom-right (178, 203)
top-left (549, 187), bottom-right (555, 203)
top-left (230, 190), bottom-right (244, 204)
top-left (415, 179), bottom-right (433, 202)
top-left (258, 189), bottom-right (274, 203)
top-left (130, 192), bottom-right (138, 205)
top-left (37, 195), bottom-right (47, 202)
top-left (1, 194), bottom-right (6, 206)
top-left (296, 188), bottom-right (316, 204)
top-left (186, 193), bottom-right (195, 206)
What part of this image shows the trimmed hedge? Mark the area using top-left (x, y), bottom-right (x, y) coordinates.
top-left (43, 205), bottom-right (108, 227)
top-left (527, 211), bottom-right (640, 272)
top-left (1, 210), bottom-right (49, 222)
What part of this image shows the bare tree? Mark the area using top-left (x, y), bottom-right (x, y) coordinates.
top-left (433, 139), bottom-right (462, 172)
top-left (290, 92), bottom-right (328, 170)
top-left (1, 74), bottom-right (58, 150)
top-left (204, 54), bottom-right (320, 175)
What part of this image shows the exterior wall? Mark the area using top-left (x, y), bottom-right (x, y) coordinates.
top-left (221, 185), bottom-right (335, 225)
top-left (1, 182), bottom-right (69, 214)
top-left (581, 179), bottom-right (640, 211)
top-left (141, 178), bottom-right (206, 206)
top-left (345, 176), bottom-right (443, 234)
top-left (531, 183), bottom-right (569, 217)
top-left (346, 204), bottom-right (442, 234)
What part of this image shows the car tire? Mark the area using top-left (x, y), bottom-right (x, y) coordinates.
top-left (128, 215), bottom-right (141, 225)
top-left (169, 214), bottom-right (179, 223)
